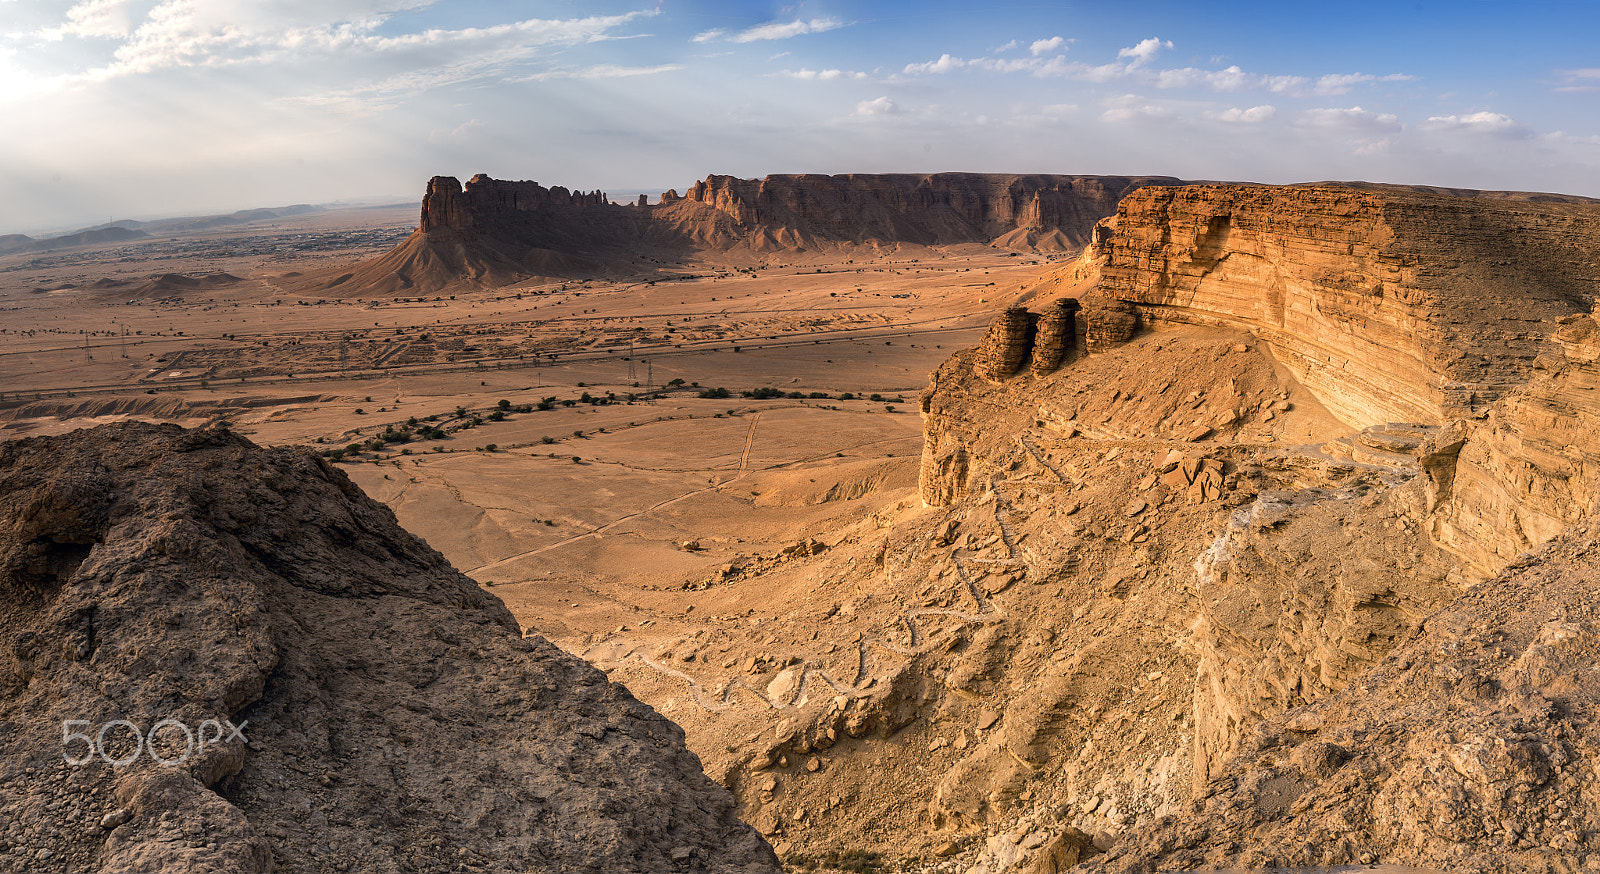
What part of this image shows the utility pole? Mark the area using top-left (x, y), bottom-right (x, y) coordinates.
top-left (627, 339), bottom-right (636, 381)
top-left (120, 324), bottom-right (128, 358)
top-left (645, 359), bottom-right (653, 403)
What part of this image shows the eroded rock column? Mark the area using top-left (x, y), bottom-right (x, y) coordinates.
top-left (975, 307), bottom-right (1036, 381)
top-left (1030, 298), bottom-right (1080, 374)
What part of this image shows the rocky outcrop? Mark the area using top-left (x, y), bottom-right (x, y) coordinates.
top-left (419, 174), bottom-right (610, 235)
top-left (0, 423), bottom-right (777, 874)
top-left (1081, 297), bottom-right (1138, 354)
top-left (320, 172), bottom-right (1181, 295)
top-left (911, 181), bottom-right (1600, 872)
top-left (974, 308), bottom-right (1036, 381)
top-left (1087, 184), bottom-right (1600, 426)
top-left (1088, 528), bottom-right (1600, 873)
top-left (1028, 298), bottom-right (1079, 375)
top-left (676, 173), bottom-right (1181, 250)
top-left (1423, 313), bottom-right (1600, 577)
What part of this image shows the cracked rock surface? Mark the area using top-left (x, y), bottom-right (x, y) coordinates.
top-left (0, 422), bottom-right (777, 874)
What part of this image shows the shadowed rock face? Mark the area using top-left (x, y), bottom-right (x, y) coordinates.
top-left (0, 422), bottom-right (777, 874)
top-left (318, 172), bottom-right (1186, 295)
top-left (419, 174), bottom-right (612, 236)
top-left (678, 173), bottom-right (1183, 250)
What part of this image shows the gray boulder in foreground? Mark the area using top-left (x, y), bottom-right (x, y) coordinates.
top-left (0, 422), bottom-right (778, 874)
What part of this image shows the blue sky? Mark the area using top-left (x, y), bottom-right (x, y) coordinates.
top-left (2, 0), bottom-right (1598, 233)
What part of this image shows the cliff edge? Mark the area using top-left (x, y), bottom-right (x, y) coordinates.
top-left (0, 422), bottom-right (777, 874)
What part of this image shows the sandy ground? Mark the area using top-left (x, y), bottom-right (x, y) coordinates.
top-left (0, 209), bottom-right (1051, 649)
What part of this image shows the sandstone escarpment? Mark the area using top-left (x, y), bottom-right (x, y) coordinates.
top-left (908, 181), bottom-right (1600, 872)
top-left (418, 174), bottom-right (611, 236)
top-left (320, 172), bottom-right (1182, 295)
top-left (1090, 184), bottom-right (1600, 426)
top-left (675, 173), bottom-right (1180, 250)
top-left (0, 423), bottom-right (776, 874)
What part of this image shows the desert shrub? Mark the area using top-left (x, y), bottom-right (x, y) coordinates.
top-left (698, 387), bottom-right (731, 399)
top-left (749, 387), bottom-right (783, 400)
top-left (786, 391), bottom-right (805, 399)
top-left (807, 392), bottom-right (830, 399)
top-left (497, 399), bottom-right (510, 410)
top-left (488, 410), bottom-right (505, 421)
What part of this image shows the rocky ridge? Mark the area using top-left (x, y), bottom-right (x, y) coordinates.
top-left (313, 173), bottom-right (1184, 295)
top-left (894, 181), bottom-right (1600, 872)
top-left (0, 422), bottom-right (777, 874)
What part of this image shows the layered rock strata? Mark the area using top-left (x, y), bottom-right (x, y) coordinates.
top-left (973, 307), bottom-right (1036, 382)
top-left (0, 423), bottom-right (776, 874)
top-left (1028, 298), bottom-right (1079, 375)
top-left (318, 173), bottom-right (1186, 294)
top-left (908, 182), bottom-right (1600, 872)
top-left (676, 173), bottom-right (1182, 250)
top-left (1087, 184), bottom-right (1600, 426)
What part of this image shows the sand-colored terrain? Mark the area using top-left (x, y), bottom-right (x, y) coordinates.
top-left (15, 178), bottom-right (1600, 874)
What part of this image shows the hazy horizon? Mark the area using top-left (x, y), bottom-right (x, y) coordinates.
top-left (4, 0), bottom-right (1599, 236)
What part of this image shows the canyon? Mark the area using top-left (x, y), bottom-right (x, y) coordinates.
top-left (6, 172), bottom-right (1600, 873)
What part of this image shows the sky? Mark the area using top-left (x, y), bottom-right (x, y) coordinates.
top-left (2, 0), bottom-right (1599, 233)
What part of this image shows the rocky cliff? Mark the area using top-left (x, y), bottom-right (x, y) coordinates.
top-left (313, 172), bottom-right (1183, 295)
top-left (670, 173), bottom-right (1180, 251)
top-left (1090, 184), bottom-right (1600, 426)
top-left (0, 423), bottom-right (777, 874)
top-left (901, 182), bottom-right (1600, 872)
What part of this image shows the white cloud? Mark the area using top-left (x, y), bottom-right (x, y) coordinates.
top-left (697, 17), bottom-right (845, 44)
top-left (1422, 111), bottom-right (1531, 138)
top-left (903, 53), bottom-right (964, 75)
top-left (994, 39), bottom-right (1019, 52)
top-left (1099, 95), bottom-right (1176, 123)
top-left (519, 63), bottom-right (684, 82)
top-left (773, 67), bottom-right (869, 80)
top-left (45, 0), bottom-right (137, 39)
top-left (1116, 37), bottom-right (1170, 66)
top-left (894, 38), bottom-right (1409, 102)
top-left (1298, 106), bottom-right (1401, 133)
top-left (428, 117), bottom-right (481, 143)
top-left (1553, 68), bottom-right (1600, 93)
top-left (1313, 73), bottom-right (1376, 95)
top-left (1211, 104), bottom-right (1276, 123)
top-left (1030, 36), bottom-right (1066, 56)
top-left (25, 4), bottom-right (659, 97)
top-left (855, 95), bottom-right (898, 116)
